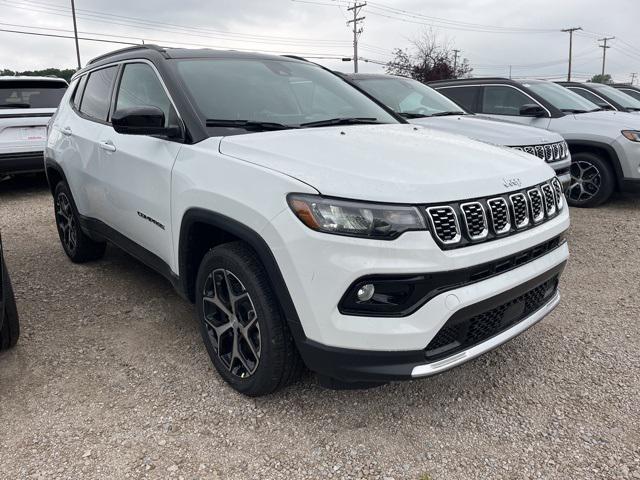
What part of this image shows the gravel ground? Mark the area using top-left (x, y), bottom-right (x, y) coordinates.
top-left (0, 174), bottom-right (638, 480)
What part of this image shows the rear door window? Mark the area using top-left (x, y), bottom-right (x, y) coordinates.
top-left (438, 86), bottom-right (480, 112)
top-left (72, 75), bottom-right (87, 110)
top-left (0, 79), bottom-right (67, 109)
top-left (80, 66), bottom-right (118, 122)
top-left (481, 85), bottom-right (535, 116)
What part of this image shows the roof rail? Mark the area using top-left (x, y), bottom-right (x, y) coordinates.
top-left (282, 55), bottom-right (310, 62)
top-left (87, 44), bottom-right (168, 65)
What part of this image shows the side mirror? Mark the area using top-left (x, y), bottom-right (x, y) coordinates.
top-left (519, 104), bottom-right (547, 117)
top-left (112, 106), bottom-right (180, 137)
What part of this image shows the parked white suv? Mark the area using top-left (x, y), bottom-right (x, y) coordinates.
top-left (431, 78), bottom-right (640, 207)
top-left (46, 46), bottom-right (569, 396)
top-left (343, 73), bottom-right (571, 189)
top-left (0, 76), bottom-right (67, 177)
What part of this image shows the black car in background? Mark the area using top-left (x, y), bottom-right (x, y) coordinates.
top-left (0, 234), bottom-right (19, 350)
top-left (558, 81), bottom-right (640, 113)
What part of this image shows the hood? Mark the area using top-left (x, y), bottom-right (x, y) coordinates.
top-left (551, 110), bottom-right (640, 139)
top-left (218, 124), bottom-right (555, 204)
top-left (570, 110), bottom-right (640, 128)
top-left (409, 114), bottom-right (563, 147)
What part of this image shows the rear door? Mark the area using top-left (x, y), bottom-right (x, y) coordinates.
top-left (96, 61), bottom-right (182, 266)
top-left (478, 85), bottom-right (552, 128)
top-left (55, 66), bottom-right (118, 220)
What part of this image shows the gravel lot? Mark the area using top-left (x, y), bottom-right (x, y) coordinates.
top-left (0, 174), bottom-right (638, 480)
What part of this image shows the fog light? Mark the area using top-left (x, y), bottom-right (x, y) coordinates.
top-left (356, 284), bottom-right (375, 302)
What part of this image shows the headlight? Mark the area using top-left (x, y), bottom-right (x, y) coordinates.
top-left (287, 194), bottom-right (426, 239)
top-left (621, 130), bottom-right (640, 142)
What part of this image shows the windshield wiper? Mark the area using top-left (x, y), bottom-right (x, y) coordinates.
top-left (205, 119), bottom-right (297, 131)
top-left (399, 112), bottom-right (429, 119)
top-left (561, 108), bottom-right (588, 114)
top-left (429, 111), bottom-right (466, 117)
top-left (299, 117), bottom-right (381, 127)
top-left (0, 103), bottom-right (31, 108)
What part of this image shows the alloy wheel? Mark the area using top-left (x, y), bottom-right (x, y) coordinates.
top-left (56, 192), bottom-right (78, 254)
top-left (568, 160), bottom-right (602, 203)
top-left (202, 268), bottom-right (261, 378)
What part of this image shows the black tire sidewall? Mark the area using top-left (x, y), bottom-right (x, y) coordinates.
top-left (0, 259), bottom-right (19, 350)
top-left (195, 243), bottom-right (286, 396)
top-left (568, 152), bottom-right (615, 208)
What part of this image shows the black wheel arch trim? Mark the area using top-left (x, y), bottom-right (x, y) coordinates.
top-left (565, 140), bottom-right (624, 188)
top-left (178, 208), bottom-right (306, 337)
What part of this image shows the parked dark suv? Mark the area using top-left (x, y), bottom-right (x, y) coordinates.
top-left (557, 81), bottom-right (640, 114)
top-left (0, 234), bottom-right (19, 350)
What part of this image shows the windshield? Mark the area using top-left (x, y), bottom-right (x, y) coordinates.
top-left (522, 81), bottom-right (599, 113)
top-left (590, 83), bottom-right (640, 110)
top-left (619, 88), bottom-right (640, 102)
top-left (174, 58), bottom-right (398, 130)
top-left (0, 80), bottom-right (67, 108)
top-left (351, 76), bottom-right (466, 116)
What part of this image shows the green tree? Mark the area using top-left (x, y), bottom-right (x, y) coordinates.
top-left (0, 68), bottom-right (77, 82)
top-left (589, 74), bottom-right (612, 84)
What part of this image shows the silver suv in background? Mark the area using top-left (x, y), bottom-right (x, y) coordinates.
top-left (342, 73), bottom-right (571, 188)
top-left (0, 76), bottom-right (68, 178)
top-left (431, 78), bottom-right (640, 207)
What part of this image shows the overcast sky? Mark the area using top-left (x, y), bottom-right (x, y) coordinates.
top-left (0, 0), bottom-right (638, 83)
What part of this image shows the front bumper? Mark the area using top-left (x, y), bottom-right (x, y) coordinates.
top-left (0, 151), bottom-right (45, 175)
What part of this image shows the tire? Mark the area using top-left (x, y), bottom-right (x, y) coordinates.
top-left (567, 152), bottom-right (615, 208)
top-left (0, 260), bottom-right (20, 350)
top-left (195, 241), bottom-right (304, 396)
top-left (54, 181), bottom-right (106, 262)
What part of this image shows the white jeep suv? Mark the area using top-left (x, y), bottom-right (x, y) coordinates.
top-left (46, 46), bottom-right (570, 396)
top-left (0, 76), bottom-right (67, 177)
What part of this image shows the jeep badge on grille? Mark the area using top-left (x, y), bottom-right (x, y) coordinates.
top-left (503, 177), bottom-right (522, 189)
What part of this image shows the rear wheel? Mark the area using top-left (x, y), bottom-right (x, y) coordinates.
top-left (54, 182), bottom-right (106, 262)
top-left (567, 152), bottom-right (615, 208)
top-left (0, 260), bottom-right (19, 350)
top-left (195, 242), bottom-right (303, 396)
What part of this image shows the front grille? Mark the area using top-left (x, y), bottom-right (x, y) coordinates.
top-left (426, 206), bottom-right (460, 244)
top-left (460, 202), bottom-right (488, 240)
top-left (527, 188), bottom-right (544, 223)
top-left (551, 177), bottom-right (564, 209)
top-left (424, 276), bottom-right (559, 360)
top-left (424, 179), bottom-right (564, 250)
top-left (512, 141), bottom-right (569, 164)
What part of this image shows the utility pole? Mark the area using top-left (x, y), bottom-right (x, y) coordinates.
top-left (509, 65), bottom-right (512, 79)
top-left (561, 27), bottom-right (582, 81)
top-left (599, 36), bottom-right (615, 78)
top-left (70, 0), bottom-right (81, 69)
top-left (631, 72), bottom-right (637, 85)
top-left (347, 2), bottom-right (366, 73)
top-left (452, 49), bottom-right (460, 73)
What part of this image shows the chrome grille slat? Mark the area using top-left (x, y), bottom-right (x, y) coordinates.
top-left (527, 188), bottom-right (545, 223)
top-left (426, 206), bottom-right (461, 245)
top-left (460, 202), bottom-right (489, 240)
top-left (487, 197), bottom-right (511, 235)
top-left (509, 193), bottom-right (530, 229)
top-left (541, 183), bottom-right (557, 216)
top-left (551, 177), bottom-right (564, 209)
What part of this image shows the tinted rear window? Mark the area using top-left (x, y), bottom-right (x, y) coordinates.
top-left (80, 66), bottom-right (118, 121)
top-left (0, 80), bottom-right (67, 109)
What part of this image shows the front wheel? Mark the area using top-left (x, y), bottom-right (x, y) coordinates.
top-left (195, 242), bottom-right (303, 396)
top-left (567, 152), bottom-right (615, 208)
